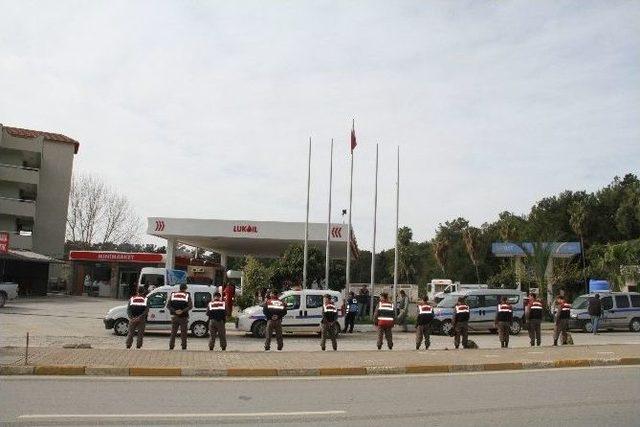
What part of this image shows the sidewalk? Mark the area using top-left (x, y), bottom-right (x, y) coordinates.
top-left (2, 344), bottom-right (638, 377)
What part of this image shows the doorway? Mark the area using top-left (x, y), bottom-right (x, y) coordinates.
top-left (118, 270), bottom-right (139, 299)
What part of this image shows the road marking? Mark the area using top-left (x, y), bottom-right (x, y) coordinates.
top-left (19, 410), bottom-right (347, 420)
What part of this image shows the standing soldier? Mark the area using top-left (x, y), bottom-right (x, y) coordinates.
top-left (126, 287), bottom-right (148, 349)
top-left (396, 290), bottom-right (410, 332)
top-left (168, 284), bottom-right (192, 350)
top-left (415, 296), bottom-right (434, 350)
top-left (527, 293), bottom-right (543, 346)
top-left (343, 291), bottom-right (358, 333)
top-left (553, 296), bottom-right (571, 346)
top-left (373, 292), bottom-right (394, 350)
top-left (206, 292), bottom-right (227, 351)
top-left (495, 296), bottom-right (513, 348)
top-left (263, 290), bottom-right (287, 351)
top-left (452, 297), bottom-right (470, 349)
top-left (320, 294), bottom-right (338, 351)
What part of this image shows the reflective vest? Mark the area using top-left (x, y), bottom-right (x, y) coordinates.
top-left (496, 303), bottom-right (513, 322)
top-left (529, 300), bottom-right (543, 320)
top-left (416, 304), bottom-right (434, 325)
top-left (558, 302), bottom-right (571, 319)
top-left (169, 292), bottom-right (189, 311)
top-left (323, 303), bottom-right (337, 322)
top-left (454, 304), bottom-right (470, 322)
top-left (377, 301), bottom-right (395, 328)
top-left (265, 299), bottom-right (286, 319)
top-left (129, 296), bottom-right (147, 317)
top-left (207, 300), bottom-right (226, 321)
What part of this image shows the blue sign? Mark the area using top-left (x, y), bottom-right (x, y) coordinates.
top-left (491, 242), bottom-right (581, 258)
top-left (167, 269), bottom-right (187, 285)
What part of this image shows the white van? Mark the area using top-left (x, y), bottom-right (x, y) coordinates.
top-left (433, 288), bottom-right (526, 335)
top-left (235, 289), bottom-right (345, 338)
top-left (138, 268), bottom-right (188, 292)
top-left (103, 284), bottom-right (216, 337)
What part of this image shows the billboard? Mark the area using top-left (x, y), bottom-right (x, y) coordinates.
top-left (491, 242), bottom-right (581, 258)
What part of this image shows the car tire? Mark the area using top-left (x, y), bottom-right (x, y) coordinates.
top-left (191, 321), bottom-right (209, 338)
top-left (630, 318), bottom-right (640, 333)
top-left (441, 320), bottom-right (453, 336)
top-left (508, 319), bottom-right (522, 335)
top-left (113, 318), bottom-right (129, 336)
top-left (582, 320), bottom-right (594, 333)
top-left (0, 292), bottom-right (6, 308)
top-left (251, 320), bottom-right (267, 338)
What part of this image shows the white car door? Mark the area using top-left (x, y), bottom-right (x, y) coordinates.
top-left (281, 293), bottom-right (304, 330)
top-left (302, 293), bottom-right (325, 332)
top-left (145, 291), bottom-right (170, 330)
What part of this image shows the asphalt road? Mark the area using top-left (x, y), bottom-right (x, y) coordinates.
top-left (1, 366), bottom-right (639, 426)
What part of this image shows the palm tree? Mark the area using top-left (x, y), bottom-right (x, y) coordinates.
top-left (524, 242), bottom-right (556, 306)
top-left (568, 201), bottom-right (588, 290)
top-left (433, 239), bottom-right (449, 276)
top-left (463, 227), bottom-right (481, 283)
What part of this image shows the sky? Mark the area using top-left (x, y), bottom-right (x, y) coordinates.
top-left (1, 1), bottom-right (639, 251)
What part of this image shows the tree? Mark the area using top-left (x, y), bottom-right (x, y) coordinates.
top-left (66, 173), bottom-right (141, 245)
top-left (243, 256), bottom-right (272, 299)
top-left (463, 227), bottom-right (482, 283)
top-left (568, 201), bottom-right (589, 287)
top-left (271, 244), bottom-right (325, 289)
top-left (522, 242), bottom-right (556, 306)
top-left (433, 238), bottom-right (449, 276)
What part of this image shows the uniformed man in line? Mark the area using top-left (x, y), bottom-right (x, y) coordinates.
top-left (452, 297), bottom-right (470, 349)
top-left (320, 294), bottom-right (338, 351)
top-left (126, 286), bottom-right (149, 349)
top-left (495, 296), bottom-right (513, 348)
top-left (527, 293), bottom-right (543, 346)
top-left (206, 292), bottom-right (227, 351)
top-left (343, 291), bottom-right (359, 333)
top-left (415, 296), bottom-right (434, 350)
top-left (553, 295), bottom-right (571, 346)
top-left (168, 283), bottom-right (192, 350)
top-left (263, 289), bottom-right (287, 351)
top-left (373, 292), bottom-right (394, 350)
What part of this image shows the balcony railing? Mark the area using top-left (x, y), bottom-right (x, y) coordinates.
top-left (0, 163), bottom-right (39, 185)
top-left (0, 196), bottom-right (36, 218)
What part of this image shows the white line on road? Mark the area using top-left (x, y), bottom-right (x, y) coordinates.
top-left (18, 410), bottom-right (347, 420)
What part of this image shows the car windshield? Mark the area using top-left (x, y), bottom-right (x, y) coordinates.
top-left (572, 296), bottom-right (589, 309)
top-left (437, 295), bottom-right (459, 308)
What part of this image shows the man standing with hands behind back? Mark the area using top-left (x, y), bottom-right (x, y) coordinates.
top-left (168, 284), bottom-right (192, 350)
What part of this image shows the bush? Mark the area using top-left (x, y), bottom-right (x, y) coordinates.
top-left (235, 293), bottom-right (256, 311)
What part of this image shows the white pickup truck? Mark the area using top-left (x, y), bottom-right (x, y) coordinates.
top-left (0, 282), bottom-right (19, 307)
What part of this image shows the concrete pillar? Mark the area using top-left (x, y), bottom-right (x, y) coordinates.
top-left (165, 238), bottom-right (176, 269)
top-left (220, 252), bottom-right (228, 270)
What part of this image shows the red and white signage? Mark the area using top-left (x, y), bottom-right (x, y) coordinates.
top-left (0, 232), bottom-right (9, 254)
top-left (330, 226), bottom-right (343, 238)
top-left (233, 225), bottom-right (258, 233)
top-left (69, 251), bottom-right (164, 264)
top-left (154, 220), bottom-right (166, 232)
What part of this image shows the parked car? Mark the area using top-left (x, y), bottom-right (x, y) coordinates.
top-left (434, 289), bottom-right (526, 336)
top-left (570, 292), bottom-right (640, 333)
top-left (103, 284), bottom-right (216, 337)
top-left (236, 289), bottom-right (345, 338)
top-left (0, 282), bottom-right (19, 307)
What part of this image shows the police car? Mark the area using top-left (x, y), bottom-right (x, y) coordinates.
top-left (569, 292), bottom-right (640, 332)
top-left (236, 289), bottom-right (345, 338)
top-left (433, 289), bottom-right (526, 335)
top-left (103, 284), bottom-right (217, 337)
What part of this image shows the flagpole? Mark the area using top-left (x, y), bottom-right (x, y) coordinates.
top-left (393, 146), bottom-right (399, 309)
top-left (325, 139), bottom-right (334, 289)
top-left (370, 143), bottom-right (378, 315)
top-left (303, 137), bottom-right (311, 289)
top-left (346, 120), bottom-right (354, 292)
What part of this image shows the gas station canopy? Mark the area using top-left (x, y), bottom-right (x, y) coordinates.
top-left (147, 217), bottom-right (356, 259)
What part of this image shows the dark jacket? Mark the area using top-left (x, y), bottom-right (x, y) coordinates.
top-left (263, 298), bottom-right (288, 320)
top-left (168, 292), bottom-right (193, 318)
top-left (588, 298), bottom-right (603, 316)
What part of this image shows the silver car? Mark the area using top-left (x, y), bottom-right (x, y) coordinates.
top-left (570, 292), bottom-right (640, 333)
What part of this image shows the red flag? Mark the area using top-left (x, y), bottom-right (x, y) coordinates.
top-left (350, 124), bottom-right (357, 152)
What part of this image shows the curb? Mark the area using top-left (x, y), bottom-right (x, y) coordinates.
top-left (2, 357), bottom-right (638, 378)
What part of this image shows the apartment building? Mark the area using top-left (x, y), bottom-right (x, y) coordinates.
top-left (0, 124), bottom-right (79, 259)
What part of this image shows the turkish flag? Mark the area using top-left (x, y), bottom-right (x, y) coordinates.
top-left (350, 126), bottom-right (357, 152)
